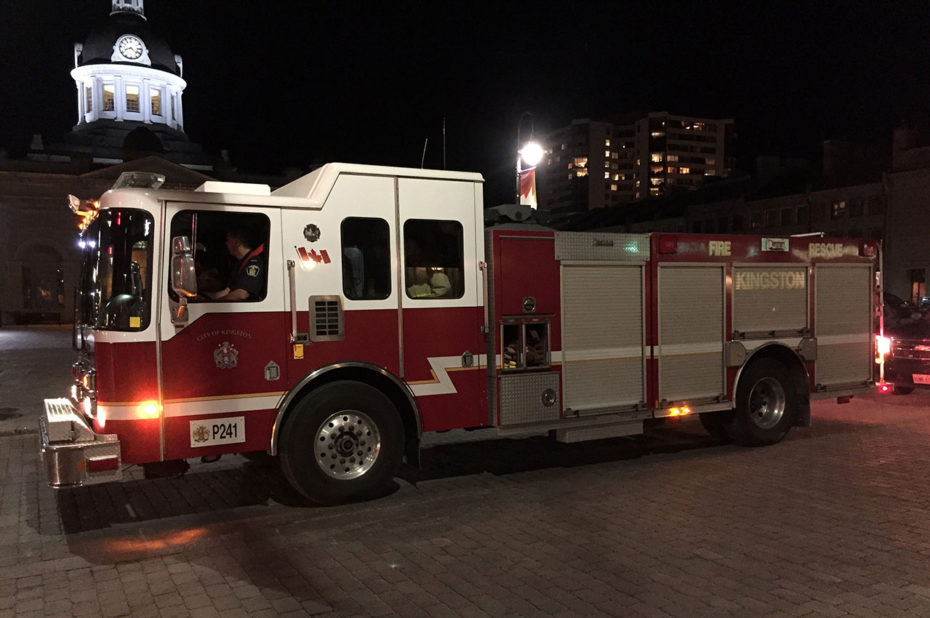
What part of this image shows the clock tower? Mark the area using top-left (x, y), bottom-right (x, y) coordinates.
top-left (59, 0), bottom-right (210, 168)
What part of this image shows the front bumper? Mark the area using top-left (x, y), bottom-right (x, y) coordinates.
top-left (40, 398), bottom-right (122, 487)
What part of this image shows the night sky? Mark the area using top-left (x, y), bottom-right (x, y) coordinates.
top-left (2, 1), bottom-right (929, 203)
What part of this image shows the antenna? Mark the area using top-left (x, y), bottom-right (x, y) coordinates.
top-left (421, 138), bottom-right (428, 168)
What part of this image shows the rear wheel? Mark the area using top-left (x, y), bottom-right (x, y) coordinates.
top-left (279, 381), bottom-right (404, 505)
top-left (893, 385), bottom-right (915, 395)
top-left (725, 359), bottom-right (797, 446)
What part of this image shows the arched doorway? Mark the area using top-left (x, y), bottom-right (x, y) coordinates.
top-left (19, 244), bottom-right (64, 323)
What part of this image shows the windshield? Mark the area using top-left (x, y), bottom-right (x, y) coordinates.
top-left (78, 208), bottom-right (154, 331)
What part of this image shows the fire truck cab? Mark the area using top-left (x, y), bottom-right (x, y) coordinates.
top-left (42, 164), bottom-right (880, 504)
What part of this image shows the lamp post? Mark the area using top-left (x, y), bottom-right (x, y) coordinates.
top-left (516, 113), bottom-right (544, 206)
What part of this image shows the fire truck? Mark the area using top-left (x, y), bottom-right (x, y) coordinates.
top-left (42, 164), bottom-right (882, 505)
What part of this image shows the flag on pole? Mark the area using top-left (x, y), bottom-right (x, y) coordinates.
top-left (519, 167), bottom-right (537, 208)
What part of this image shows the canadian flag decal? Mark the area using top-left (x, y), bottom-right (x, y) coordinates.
top-left (296, 247), bottom-right (331, 264)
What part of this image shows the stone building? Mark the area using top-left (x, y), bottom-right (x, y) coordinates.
top-left (0, 0), bottom-right (282, 325)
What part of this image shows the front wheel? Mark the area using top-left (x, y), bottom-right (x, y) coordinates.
top-left (725, 359), bottom-right (797, 446)
top-left (279, 381), bottom-right (404, 505)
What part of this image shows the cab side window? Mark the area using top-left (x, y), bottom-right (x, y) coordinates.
top-left (403, 219), bottom-right (464, 299)
top-left (168, 211), bottom-right (270, 302)
top-left (341, 217), bottom-right (391, 300)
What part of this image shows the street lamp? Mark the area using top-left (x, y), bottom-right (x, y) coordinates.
top-left (516, 113), bottom-right (544, 207)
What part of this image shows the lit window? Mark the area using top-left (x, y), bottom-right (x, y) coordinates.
top-left (651, 153), bottom-right (664, 163)
top-left (612, 173), bottom-right (619, 181)
top-left (694, 122), bottom-right (705, 131)
top-left (651, 165), bottom-right (664, 174)
top-left (680, 167), bottom-right (690, 175)
top-left (605, 139), bottom-right (611, 147)
top-left (667, 166), bottom-right (677, 174)
top-left (126, 85), bottom-right (140, 112)
top-left (706, 157), bottom-right (716, 166)
top-left (650, 178), bottom-right (665, 186)
top-left (611, 184), bottom-right (617, 191)
top-left (831, 200), bottom-right (847, 219)
top-left (650, 131), bottom-right (665, 138)
top-left (611, 152), bottom-right (618, 159)
top-left (667, 154), bottom-right (679, 162)
top-left (151, 90), bottom-right (161, 116)
top-left (576, 168), bottom-right (588, 178)
top-left (650, 187), bottom-right (660, 195)
top-left (85, 86), bottom-right (93, 113)
top-left (604, 161), bottom-right (609, 168)
top-left (573, 157), bottom-right (588, 168)
top-left (604, 150), bottom-right (610, 157)
top-left (635, 180), bottom-right (641, 187)
top-left (604, 172), bottom-right (610, 179)
top-left (103, 84), bottom-right (115, 111)
top-left (567, 162), bottom-right (573, 170)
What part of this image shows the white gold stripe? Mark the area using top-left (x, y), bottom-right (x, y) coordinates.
top-left (658, 343), bottom-right (722, 356)
top-left (562, 346), bottom-right (644, 362)
top-left (819, 333), bottom-right (870, 346)
top-left (164, 394), bottom-right (283, 418)
top-left (99, 393), bottom-right (284, 420)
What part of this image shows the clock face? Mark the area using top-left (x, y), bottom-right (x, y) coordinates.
top-left (117, 35), bottom-right (144, 60)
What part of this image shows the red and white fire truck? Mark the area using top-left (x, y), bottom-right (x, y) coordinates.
top-left (42, 164), bottom-right (882, 504)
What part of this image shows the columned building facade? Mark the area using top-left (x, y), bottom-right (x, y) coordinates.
top-left (0, 0), bottom-right (237, 325)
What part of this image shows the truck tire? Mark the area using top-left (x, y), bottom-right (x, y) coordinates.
top-left (279, 381), bottom-right (404, 505)
top-left (893, 385), bottom-right (915, 395)
top-left (725, 359), bottom-right (797, 446)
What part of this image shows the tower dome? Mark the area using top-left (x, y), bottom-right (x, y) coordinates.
top-left (70, 0), bottom-right (186, 135)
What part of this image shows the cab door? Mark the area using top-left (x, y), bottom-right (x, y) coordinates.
top-left (397, 178), bottom-right (485, 431)
top-left (159, 203), bottom-right (287, 460)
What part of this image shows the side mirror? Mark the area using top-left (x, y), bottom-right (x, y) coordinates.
top-left (171, 236), bottom-right (198, 298)
top-left (170, 236), bottom-right (198, 325)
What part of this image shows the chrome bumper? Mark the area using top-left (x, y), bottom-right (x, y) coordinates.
top-left (40, 398), bottom-right (122, 487)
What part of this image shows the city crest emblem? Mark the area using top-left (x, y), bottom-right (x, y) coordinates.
top-left (192, 424), bottom-right (210, 443)
top-left (214, 341), bottom-right (238, 369)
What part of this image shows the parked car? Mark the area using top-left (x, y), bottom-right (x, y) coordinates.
top-left (883, 296), bottom-right (930, 394)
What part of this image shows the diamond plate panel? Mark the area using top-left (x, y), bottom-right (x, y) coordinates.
top-left (500, 372), bottom-right (561, 425)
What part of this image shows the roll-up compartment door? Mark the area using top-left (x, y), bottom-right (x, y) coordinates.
top-left (561, 264), bottom-right (645, 415)
top-left (658, 265), bottom-right (725, 403)
top-left (815, 264), bottom-right (872, 387)
top-left (732, 266), bottom-right (808, 335)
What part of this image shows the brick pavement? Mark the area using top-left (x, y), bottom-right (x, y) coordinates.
top-left (3, 392), bottom-right (930, 616)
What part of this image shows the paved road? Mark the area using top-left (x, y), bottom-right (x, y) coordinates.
top-left (4, 326), bottom-right (930, 616)
top-left (0, 325), bottom-right (72, 436)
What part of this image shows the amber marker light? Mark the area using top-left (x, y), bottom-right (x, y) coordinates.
top-left (668, 406), bottom-right (692, 416)
top-left (139, 401), bottom-right (162, 418)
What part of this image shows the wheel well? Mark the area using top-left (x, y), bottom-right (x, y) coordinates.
top-left (737, 344), bottom-right (811, 427)
top-left (271, 365), bottom-right (421, 463)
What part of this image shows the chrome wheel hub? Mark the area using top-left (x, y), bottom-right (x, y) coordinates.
top-left (315, 410), bottom-right (381, 480)
top-left (748, 377), bottom-right (786, 429)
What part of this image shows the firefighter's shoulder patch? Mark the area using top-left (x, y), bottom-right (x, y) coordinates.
top-left (246, 264), bottom-right (261, 277)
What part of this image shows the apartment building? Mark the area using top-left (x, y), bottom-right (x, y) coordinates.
top-left (537, 112), bottom-right (734, 219)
